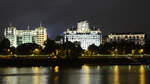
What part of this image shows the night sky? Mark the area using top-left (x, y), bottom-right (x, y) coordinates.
top-left (0, 0), bottom-right (149, 39)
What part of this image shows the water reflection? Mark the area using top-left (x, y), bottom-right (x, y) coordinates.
top-left (146, 65), bottom-right (150, 71)
top-left (97, 66), bottom-right (100, 70)
top-left (6, 76), bottom-right (11, 84)
top-left (32, 67), bottom-right (39, 84)
top-left (5, 68), bottom-right (18, 84)
top-left (0, 67), bottom-right (49, 84)
top-left (53, 66), bottom-right (59, 84)
top-left (139, 65), bottom-right (145, 84)
top-left (82, 65), bottom-right (90, 84)
top-left (114, 65), bottom-right (120, 84)
top-left (0, 65), bottom-right (149, 84)
top-left (128, 65), bottom-right (131, 71)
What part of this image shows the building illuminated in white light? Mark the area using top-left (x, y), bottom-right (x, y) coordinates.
top-left (108, 33), bottom-right (145, 45)
top-left (64, 21), bottom-right (102, 50)
top-left (4, 24), bottom-right (47, 47)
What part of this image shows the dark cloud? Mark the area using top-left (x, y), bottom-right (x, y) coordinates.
top-left (0, 0), bottom-right (149, 38)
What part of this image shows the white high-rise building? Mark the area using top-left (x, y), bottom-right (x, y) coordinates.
top-left (4, 24), bottom-right (47, 47)
top-left (64, 21), bottom-right (102, 50)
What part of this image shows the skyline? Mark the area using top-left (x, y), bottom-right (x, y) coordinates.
top-left (0, 0), bottom-right (149, 38)
top-left (1, 21), bottom-right (148, 39)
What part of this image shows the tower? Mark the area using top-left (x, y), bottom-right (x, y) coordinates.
top-left (4, 25), bottom-right (17, 47)
top-left (35, 23), bottom-right (47, 48)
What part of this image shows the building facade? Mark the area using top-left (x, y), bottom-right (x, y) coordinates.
top-left (108, 33), bottom-right (145, 45)
top-left (4, 25), bottom-right (47, 47)
top-left (64, 21), bottom-right (102, 50)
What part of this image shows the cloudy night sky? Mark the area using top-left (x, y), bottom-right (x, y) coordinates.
top-left (0, 0), bottom-right (149, 39)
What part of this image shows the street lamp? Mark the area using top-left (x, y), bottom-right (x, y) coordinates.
top-left (33, 48), bottom-right (40, 55)
top-left (139, 49), bottom-right (144, 54)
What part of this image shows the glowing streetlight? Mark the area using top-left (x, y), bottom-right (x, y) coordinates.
top-left (33, 48), bottom-right (40, 55)
top-left (139, 49), bottom-right (144, 54)
top-left (131, 49), bottom-right (135, 55)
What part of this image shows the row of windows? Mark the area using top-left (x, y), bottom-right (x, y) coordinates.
top-left (112, 37), bottom-right (144, 40)
top-left (66, 36), bottom-right (100, 38)
top-left (68, 38), bottom-right (100, 41)
top-left (66, 35), bottom-right (100, 36)
top-left (110, 39), bottom-right (144, 41)
top-left (110, 35), bottom-right (144, 39)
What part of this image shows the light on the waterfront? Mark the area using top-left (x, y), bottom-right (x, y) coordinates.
top-left (54, 66), bottom-right (59, 72)
top-left (33, 48), bottom-right (40, 54)
top-left (7, 49), bottom-right (10, 52)
top-left (132, 49), bottom-right (135, 55)
top-left (139, 49), bottom-right (144, 54)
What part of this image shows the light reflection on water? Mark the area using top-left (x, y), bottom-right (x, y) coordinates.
top-left (81, 65), bottom-right (90, 84)
top-left (139, 65), bottom-right (145, 84)
top-left (33, 67), bottom-right (39, 84)
top-left (0, 65), bottom-right (149, 84)
top-left (114, 65), bottom-right (119, 84)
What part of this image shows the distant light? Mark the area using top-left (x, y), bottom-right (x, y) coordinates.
top-left (54, 66), bottom-right (59, 73)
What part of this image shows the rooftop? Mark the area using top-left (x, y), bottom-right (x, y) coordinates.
top-left (109, 32), bottom-right (145, 35)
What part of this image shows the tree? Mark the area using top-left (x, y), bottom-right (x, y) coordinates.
top-left (144, 40), bottom-right (150, 54)
top-left (10, 46), bottom-right (16, 55)
top-left (63, 41), bottom-right (83, 58)
top-left (99, 42), bottom-right (113, 54)
top-left (43, 39), bottom-right (58, 55)
top-left (0, 38), bottom-right (10, 55)
top-left (16, 43), bottom-right (42, 55)
top-left (88, 44), bottom-right (99, 55)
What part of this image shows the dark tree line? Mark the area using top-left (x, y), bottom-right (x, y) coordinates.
top-left (1, 38), bottom-right (150, 57)
top-left (0, 38), bottom-right (10, 55)
top-left (0, 38), bottom-right (83, 58)
top-left (44, 39), bottom-right (83, 58)
top-left (88, 41), bottom-right (145, 55)
top-left (16, 43), bottom-right (42, 55)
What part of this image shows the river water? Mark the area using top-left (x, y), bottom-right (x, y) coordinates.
top-left (0, 65), bottom-right (149, 84)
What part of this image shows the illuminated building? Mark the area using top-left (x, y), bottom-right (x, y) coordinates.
top-left (64, 21), bottom-right (102, 50)
top-left (4, 24), bottom-right (47, 47)
top-left (108, 33), bottom-right (145, 45)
